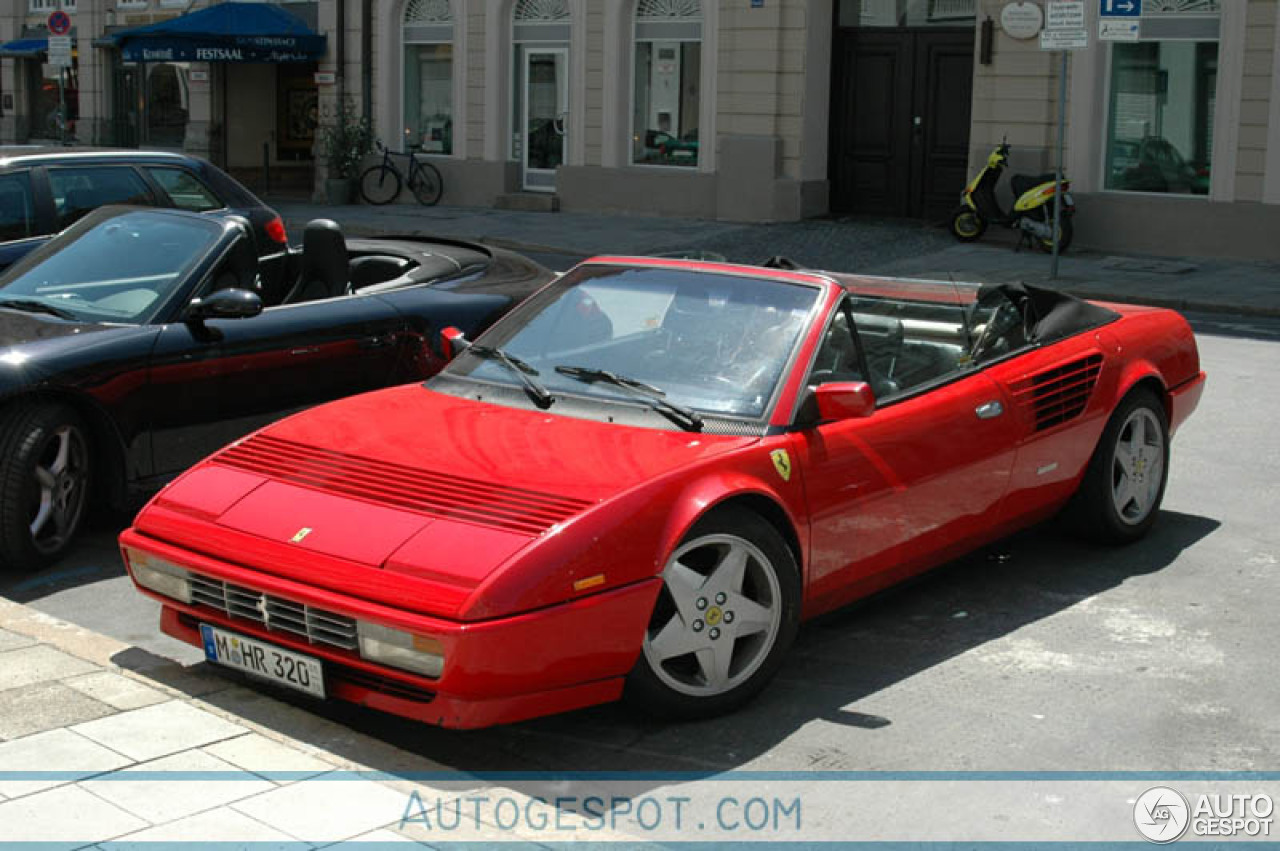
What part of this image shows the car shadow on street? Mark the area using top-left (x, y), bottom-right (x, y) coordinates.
top-left (107, 509), bottom-right (1218, 804)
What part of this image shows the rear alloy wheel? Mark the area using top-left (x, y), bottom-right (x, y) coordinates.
top-left (1069, 389), bottom-right (1169, 544)
top-left (626, 507), bottom-right (799, 719)
top-left (0, 403), bottom-right (91, 571)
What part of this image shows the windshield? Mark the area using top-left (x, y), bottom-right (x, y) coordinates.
top-left (446, 265), bottom-right (821, 419)
top-left (0, 211), bottom-right (221, 324)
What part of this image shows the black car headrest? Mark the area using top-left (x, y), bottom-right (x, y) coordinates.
top-left (285, 219), bottom-right (348, 304)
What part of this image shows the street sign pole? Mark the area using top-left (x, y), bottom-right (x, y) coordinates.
top-left (1052, 50), bottom-right (1068, 279)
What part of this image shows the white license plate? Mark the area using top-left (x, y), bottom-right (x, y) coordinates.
top-left (200, 624), bottom-right (325, 698)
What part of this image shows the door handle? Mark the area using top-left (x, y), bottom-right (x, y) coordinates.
top-left (975, 400), bottom-right (1004, 419)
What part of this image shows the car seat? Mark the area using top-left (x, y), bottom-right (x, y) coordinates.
top-left (283, 219), bottom-right (348, 304)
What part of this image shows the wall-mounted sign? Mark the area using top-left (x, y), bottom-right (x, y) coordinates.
top-left (1100, 0), bottom-right (1140, 17)
top-left (1042, 0), bottom-right (1087, 50)
top-left (314, 71), bottom-right (336, 85)
top-left (189, 69), bottom-right (209, 82)
top-left (1099, 19), bottom-right (1139, 39)
top-left (1001, 2), bottom-right (1044, 39)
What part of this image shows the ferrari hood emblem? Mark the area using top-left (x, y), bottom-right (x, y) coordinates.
top-left (290, 527), bottom-right (313, 544)
top-left (770, 449), bottom-right (792, 482)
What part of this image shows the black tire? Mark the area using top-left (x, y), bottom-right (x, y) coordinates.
top-left (950, 206), bottom-right (987, 242)
top-left (0, 403), bottom-right (91, 572)
top-left (624, 505), bottom-right (801, 720)
top-left (411, 162), bottom-right (443, 206)
top-left (1067, 388), bottom-right (1169, 545)
top-left (359, 164), bottom-right (401, 205)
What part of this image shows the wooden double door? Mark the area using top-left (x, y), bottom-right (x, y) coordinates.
top-left (830, 27), bottom-right (974, 220)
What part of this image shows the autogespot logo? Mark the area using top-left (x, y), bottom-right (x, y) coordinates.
top-left (1135, 786), bottom-right (1191, 844)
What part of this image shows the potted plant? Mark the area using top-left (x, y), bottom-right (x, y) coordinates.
top-left (320, 102), bottom-right (374, 204)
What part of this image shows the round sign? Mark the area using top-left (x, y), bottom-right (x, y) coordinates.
top-left (1001, 1), bottom-right (1044, 39)
top-left (47, 10), bottom-right (71, 35)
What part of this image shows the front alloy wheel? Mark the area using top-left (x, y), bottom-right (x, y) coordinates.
top-left (0, 404), bottom-right (91, 571)
top-left (626, 507), bottom-right (799, 719)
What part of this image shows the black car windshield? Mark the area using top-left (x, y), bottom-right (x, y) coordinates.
top-left (0, 211), bottom-right (221, 324)
top-left (446, 264), bottom-right (821, 419)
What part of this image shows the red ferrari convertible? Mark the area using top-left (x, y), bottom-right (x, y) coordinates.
top-left (121, 257), bottom-right (1204, 728)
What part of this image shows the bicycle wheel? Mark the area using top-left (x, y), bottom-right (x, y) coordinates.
top-left (410, 161), bottom-right (443, 206)
top-left (359, 164), bottom-right (401, 205)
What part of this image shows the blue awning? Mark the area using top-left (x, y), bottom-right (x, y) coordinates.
top-left (109, 2), bottom-right (326, 63)
top-left (0, 38), bottom-right (48, 59)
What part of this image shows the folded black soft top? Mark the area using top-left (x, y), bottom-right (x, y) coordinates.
top-left (979, 281), bottom-right (1121, 345)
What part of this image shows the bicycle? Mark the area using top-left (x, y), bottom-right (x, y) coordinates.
top-left (359, 141), bottom-right (443, 206)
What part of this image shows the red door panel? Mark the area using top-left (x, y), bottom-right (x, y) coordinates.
top-left (794, 372), bottom-right (1019, 617)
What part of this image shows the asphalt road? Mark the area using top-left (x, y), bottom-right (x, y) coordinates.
top-left (3, 311), bottom-right (1278, 777)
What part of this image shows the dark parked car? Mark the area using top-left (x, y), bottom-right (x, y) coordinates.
top-left (0, 147), bottom-right (290, 285)
top-left (0, 206), bottom-right (555, 571)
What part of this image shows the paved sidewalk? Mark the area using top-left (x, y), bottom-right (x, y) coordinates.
top-left (276, 201), bottom-right (1280, 318)
top-left (0, 598), bottom-right (633, 848)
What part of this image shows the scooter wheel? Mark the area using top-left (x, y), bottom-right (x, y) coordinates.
top-left (1034, 209), bottom-right (1074, 254)
top-left (950, 207), bottom-right (987, 242)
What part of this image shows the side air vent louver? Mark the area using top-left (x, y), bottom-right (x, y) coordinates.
top-left (1011, 353), bottom-right (1104, 432)
top-left (214, 433), bottom-right (593, 536)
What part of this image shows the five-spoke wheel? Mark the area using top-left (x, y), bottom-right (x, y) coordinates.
top-left (627, 507), bottom-right (799, 719)
top-left (1069, 388), bottom-right (1170, 543)
top-left (0, 404), bottom-right (91, 571)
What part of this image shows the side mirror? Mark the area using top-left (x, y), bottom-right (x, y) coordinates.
top-left (187, 288), bottom-right (263, 322)
top-left (440, 326), bottom-right (469, 360)
top-left (814, 381), bottom-right (876, 421)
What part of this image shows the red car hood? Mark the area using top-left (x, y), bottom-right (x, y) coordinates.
top-left (143, 384), bottom-right (757, 608)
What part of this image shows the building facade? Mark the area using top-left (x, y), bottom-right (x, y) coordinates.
top-left (2, 0), bottom-right (1278, 259)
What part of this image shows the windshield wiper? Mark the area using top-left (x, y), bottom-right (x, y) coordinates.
top-left (555, 365), bottom-right (703, 432)
top-left (468, 345), bottom-right (555, 409)
top-left (0, 298), bottom-right (77, 320)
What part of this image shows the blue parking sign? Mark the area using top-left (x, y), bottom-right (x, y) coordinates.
top-left (1101, 0), bottom-right (1140, 16)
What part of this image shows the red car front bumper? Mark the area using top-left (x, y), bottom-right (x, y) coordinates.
top-left (121, 528), bottom-right (660, 729)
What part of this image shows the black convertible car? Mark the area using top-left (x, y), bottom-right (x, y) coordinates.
top-left (0, 206), bottom-right (555, 570)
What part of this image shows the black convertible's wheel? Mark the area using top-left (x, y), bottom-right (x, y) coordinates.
top-left (625, 506), bottom-right (800, 719)
top-left (1068, 388), bottom-right (1169, 544)
top-left (0, 403), bottom-right (91, 571)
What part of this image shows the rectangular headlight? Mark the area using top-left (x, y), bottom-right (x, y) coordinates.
top-left (124, 547), bottom-right (192, 604)
top-left (357, 622), bottom-right (444, 678)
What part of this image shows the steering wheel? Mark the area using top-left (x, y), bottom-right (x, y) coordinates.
top-left (969, 300), bottom-right (1022, 363)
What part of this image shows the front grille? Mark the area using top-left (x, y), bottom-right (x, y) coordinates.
top-left (189, 573), bottom-right (358, 651)
top-left (215, 433), bottom-right (593, 536)
top-left (1012, 353), bottom-right (1104, 432)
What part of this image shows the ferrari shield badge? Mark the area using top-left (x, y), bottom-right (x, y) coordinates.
top-left (290, 527), bottom-right (313, 544)
top-left (770, 449), bottom-right (793, 482)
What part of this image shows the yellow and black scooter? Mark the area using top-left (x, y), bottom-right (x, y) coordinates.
top-left (951, 140), bottom-right (1075, 253)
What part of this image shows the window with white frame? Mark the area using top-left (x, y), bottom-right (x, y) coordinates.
top-left (28, 0), bottom-right (57, 12)
top-left (1103, 3), bottom-right (1220, 195)
top-left (402, 0), bottom-right (453, 154)
top-left (632, 0), bottom-right (701, 167)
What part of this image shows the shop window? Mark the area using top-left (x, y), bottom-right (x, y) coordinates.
top-left (1105, 40), bottom-right (1218, 196)
top-left (146, 167), bottom-right (224, 212)
top-left (29, 58), bottom-right (78, 141)
top-left (144, 63), bottom-right (189, 148)
top-left (47, 166), bottom-right (153, 230)
top-left (632, 0), bottom-right (701, 168)
top-left (0, 172), bottom-right (36, 242)
top-left (402, 0), bottom-right (453, 154)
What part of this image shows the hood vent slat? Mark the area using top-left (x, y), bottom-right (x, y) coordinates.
top-left (215, 434), bottom-right (592, 536)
